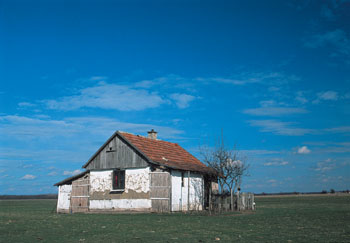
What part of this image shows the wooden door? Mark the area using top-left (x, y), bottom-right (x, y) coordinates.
top-left (150, 172), bottom-right (171, 212)
top-left (70, 174), bottom-right (90, 213)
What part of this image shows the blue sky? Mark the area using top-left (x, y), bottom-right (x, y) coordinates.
top-left (1, 0), bottom-right (349, 194)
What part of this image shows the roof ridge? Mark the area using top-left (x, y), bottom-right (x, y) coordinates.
top-left (119, 131), bottom-right (178, 144)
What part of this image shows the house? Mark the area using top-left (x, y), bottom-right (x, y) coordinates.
top-left (54, 129), bottom-right (217, 213)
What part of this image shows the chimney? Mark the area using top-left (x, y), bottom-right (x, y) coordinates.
top-left (147, 129), bottom-right (158, 140)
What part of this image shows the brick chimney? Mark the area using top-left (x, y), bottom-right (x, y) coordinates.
top-left (147, 129), bottom-right (157, 140)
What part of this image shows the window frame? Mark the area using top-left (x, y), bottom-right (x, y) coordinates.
top-left (112, 169), bottom-right (125, 191)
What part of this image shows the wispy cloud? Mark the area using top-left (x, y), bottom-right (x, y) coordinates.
top-left (304, 29), bottom-right (350, 58)
top-left (248, 120), bottom-right (314, 136)
top-left (197, 71), bottom-right (300, 86)
top-left (63, 170), bottom-right (82, 176)
top-left (44, 82), bottom-right (166, 111)
top-left (90, 76), bottom-right (108, 81)
top-left (243, 107), bottom-right (307, 116)
top-left (48, 171), bottom-right (58, 176)
top-left (264, 160), bottom-right (289, 166)
top-left (170, 93), bottom-right (196, 109)
top-left (248, 119), bottom-right (350, 136)
top-left (0, 115), bottom-right (184, 141)
top-left (0, 115), bottom-right (77, 139)
top-left (324, 126), bottom-right (350, 134)
top-left (319, 0), bottom-right (349, 21)
top-left (295, 91), bottom-right (309, 104)
top-left (21, 174), bottom-right (36, 180)
top-left (18, 102), bottom-right (36, 108)
top-left (240, 149), bottom-right (280, 156)
top-left (313, 158), bottom-right (336, 172)
top-left (313, 90), bottom-right (339, 103)
top-left (313, 142), bottom-right (350, 154)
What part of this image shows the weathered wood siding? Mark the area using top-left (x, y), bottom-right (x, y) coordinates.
top-left (70, 174), bottom-right (90, 213)
top-left (150, 172), bottom-right (171, 212)
top-left (85, 135), bottom-right (148, 170)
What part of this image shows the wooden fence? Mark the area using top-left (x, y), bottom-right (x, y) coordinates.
top-left (210, 192), bottom-right (255, 212)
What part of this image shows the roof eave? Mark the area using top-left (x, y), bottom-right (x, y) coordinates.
top-left (54, 170), bottom-right (89, 186)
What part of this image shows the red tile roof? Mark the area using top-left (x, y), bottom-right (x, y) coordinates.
top-left (120, 132), bottom-right (212, 173)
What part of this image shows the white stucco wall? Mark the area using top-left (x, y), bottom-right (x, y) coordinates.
top-left (125, 167), bottom-right (150, 193)
top-left (89, 199), bottom-right (151, 210)
top-left (90, 170), bottom-right (113, 192)
top-left (90, 167), bottom-right (150, 193)
top-left (89, 167), bottom-right (151, 210)
top-left (57, 184), bottom-right (72, 212)
top-left (171, 171), bottom-right (204, 211)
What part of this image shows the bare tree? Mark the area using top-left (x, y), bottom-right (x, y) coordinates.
top-left (200, 132), bottom-right (249, 195)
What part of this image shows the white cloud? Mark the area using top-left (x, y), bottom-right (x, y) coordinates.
top-left (210, 77), bottom-right (260, 85)
top-left (248, 120), bottom-right (314, 136)
top-left (18, 102), bottom-right (36, 108)
top-left (65, 117), bottom-right (183, 139)
top-left (313, 158), bottom-right (336, 172)
top-left (320, 4), bottom-right (336, 21)
top-left (318, 143), bottom-right (350, 153)
top-left (48, 171), bottom-right (58, 176)
top-left (295, 96), bottom-right (308, 104)
top-left (0, 115), bottom-right (77, 139)
top-left (295, 91), bottom-right (308, 104)
top-left (304, 29), bottom-right (350, 58)
top-left (240, 150), bottom-right (280, 156)
top-left (44, 83), bottom-right (166, 111)
top-left (243, 107), bottom-right (307, 116)
top-left (316, 90), bottom-right (338, 101)
top-left (324, 126), bottom-right (350, 133)
top-left (259, 100), bottom-right (277, 107)
top-left (63, 170), bottom-right (82, 176)
top-left (297, 146), bottom-right (311, 154)
top-left (267, 179), bottom-right (277, 184)
top-left (264, 161), bottom-right (289, 166)
top-left (170, 93), bottom-right (196, 108)
top-left (21, 174), bottom-right (36, 180)
top-left (90, 76), bottom-right (108, 81)
top-left (0, 115), bottom-right (183, 140)
top-left (198, 71), bottom-right (300, 86)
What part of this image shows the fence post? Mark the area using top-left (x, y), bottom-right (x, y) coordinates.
top-left (230, 189), bottom-right (233, 211)
top-left (209, 185), bottom-right (212, 214)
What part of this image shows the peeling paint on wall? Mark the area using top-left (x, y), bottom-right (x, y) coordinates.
top-left (89, 168), bottom-right (150, 202)
top-left (57, 184), bottom-right (72, 212)
top-left (90, 170), bottom-right (112, 193)
top-left (125, 167), bottom-right (149, 193)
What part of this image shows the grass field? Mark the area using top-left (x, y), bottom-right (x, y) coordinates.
top-left (0, 195), bottom-right (349, 242)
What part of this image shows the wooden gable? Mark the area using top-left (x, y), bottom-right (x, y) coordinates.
top-left (84, 133), bottom-right (149, 170)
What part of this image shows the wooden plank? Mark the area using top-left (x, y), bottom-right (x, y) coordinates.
top-left (86, 136), bottom-right (148, 170)
top-left (151, 199), bottom-right (169, 212)
top-left (150, 172), bottom-right (170, 212)
top-left (70, 174), bottom-right (90, 213)
top-left (150, 187), bottom-right (170, 198)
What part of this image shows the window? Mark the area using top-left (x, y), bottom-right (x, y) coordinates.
top-left (112, 170), bottom-right (125, 191)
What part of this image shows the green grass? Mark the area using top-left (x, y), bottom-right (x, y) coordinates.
top-left (0, 195), bottom-right (349, 242)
